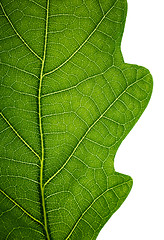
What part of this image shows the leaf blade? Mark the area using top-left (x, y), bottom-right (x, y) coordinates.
top-left (0, 0), bottom-right (153, 239)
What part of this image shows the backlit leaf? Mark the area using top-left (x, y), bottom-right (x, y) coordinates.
top-left (0, 0), bottom-right (153, 239)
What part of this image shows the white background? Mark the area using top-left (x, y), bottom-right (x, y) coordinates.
top-left (98, 0), bottom-right (164, 239)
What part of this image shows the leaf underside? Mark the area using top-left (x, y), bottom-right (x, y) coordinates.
top-left (0, 0), bottom-right (153, 239)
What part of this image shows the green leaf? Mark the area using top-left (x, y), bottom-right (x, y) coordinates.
top-left (0, 0), bottom-right (153, 239)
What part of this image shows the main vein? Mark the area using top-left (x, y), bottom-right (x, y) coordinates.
top-left (38, 0), bottom-right (50, 239)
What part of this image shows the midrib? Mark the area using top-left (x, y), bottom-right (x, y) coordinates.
top-left (38, 0), bottom-right (50, 239)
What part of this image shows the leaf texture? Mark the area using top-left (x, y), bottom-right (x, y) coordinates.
top-left (0, 0), bottom-right (153, 239)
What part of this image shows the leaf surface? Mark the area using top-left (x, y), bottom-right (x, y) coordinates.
top-left (0, 0), bottom-right (153, 239)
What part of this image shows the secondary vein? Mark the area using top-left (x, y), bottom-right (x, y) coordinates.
top-left (0, 189), bottom-right (43, 226)
top-left (0, 2), bottom-right (42, 61)
top-left (65, 180), bottom-right (132, 239)
top-left (43, 0), bottom-right (118, 77)
top-left (44, 76), bottom-right (147, 187)
top-left (0, 112), bottom-right (40, 160)
top-left (0, 62), bottom-right (39, 79)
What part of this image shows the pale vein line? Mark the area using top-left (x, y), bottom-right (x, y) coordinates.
top-left (85, 137), bottom-right (110, 149)
top-left (44, 77), bottom-right (144, 187)
top-left (1, 175), bottom-right (39, 184)
top-left (43, 0), bottom-right (118, 77)
top-left (1, 85), bottom-right (37, 98)
top-left (102, 116), bottom-right (125, 125)
top-left (41, 71), bottom-right (105, 98)
top-left (0, 62), bottom-right (39, 79)
top-left (0, 112), bottom-right (40, 160)
top-left (29, 0), bottom-right (47, 10)
top-left (38, 0), bottom-right (50, 239)
top-left (6, 227), bottom-right (45, 240)
top-left (41, 65), bottom-right (113, 99)
top-left (0, 205), bottom-right (15, 218)
top-left (65, 180), bottom-right (132, 239)
top-left (1, 156), bottom-right (40, 168)
top-left (98, 0), bottom-right (104, 15)
top-left (0, 189), bottom-right (43, 226)
top-left (0, 2), bottom-right (42, 61)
